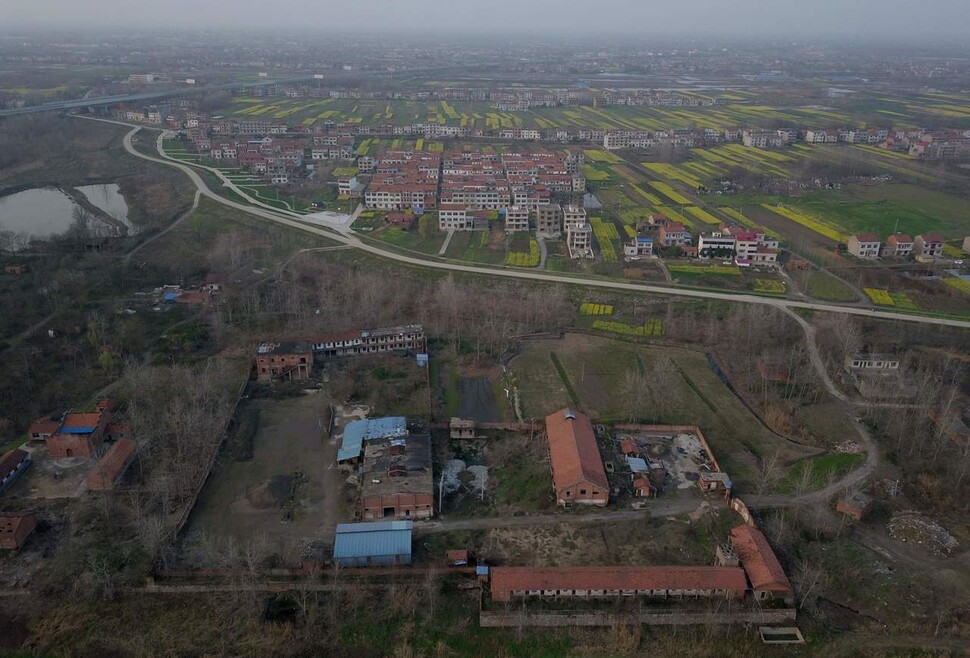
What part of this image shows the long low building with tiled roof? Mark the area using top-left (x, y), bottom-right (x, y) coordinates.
top-left (729, 524), bottom-right (794, 605)
top-left (489, 566), bottom-right (748, 603)
top-left (545, 408), bottom-right (609, 507)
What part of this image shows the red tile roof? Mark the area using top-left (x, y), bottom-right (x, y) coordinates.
top-left (28, 417), bottom-right (61, 436)
top-left (0, 448), bottom-right (29, 476)
top-left (919, 234), bottom-right (945, 244)
top-left (729, 525), bottom-right (792, 594)
top-left (545, 409), bottom-right (608, 494)
top-left (490, 566), bottom-right (747, 598)
top-left (61, 412), bottom-right (102, 430)
top-left (86, 438), bottom-right (136, 491)
top-left (0, 512), bottom-right (36, 540)
top-left (855, 233), bottom-right (881, 243)
top-left (888, 234), bottom-right (913, 244)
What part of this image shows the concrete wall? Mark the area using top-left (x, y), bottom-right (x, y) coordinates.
top-left (479, 608), bottom-right (796, 628)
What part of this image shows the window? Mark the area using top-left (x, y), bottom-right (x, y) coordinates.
top-left (580, 489), bottom-right (586, 495)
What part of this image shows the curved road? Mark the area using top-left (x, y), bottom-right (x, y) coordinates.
top-left (79, 116), bottom-right (970, 331)
top-left (72, 115), bottom-right (970, 527)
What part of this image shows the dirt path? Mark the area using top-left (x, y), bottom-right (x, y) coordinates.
top-left (414, 497), bottom-right (719, 535)
top-left (823, 633), bottom-right (969, 658)
top-left (438, 229), bottom-right (455, 256)
top-left (123, 188), bottom-right (201, 265)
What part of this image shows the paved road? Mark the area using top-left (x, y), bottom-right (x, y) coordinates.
top-left (77, 116), bottom-right (970, 332)
top-left (69, 116), bottom-right (970, 534)
top-left (537, 236), bottom-right (548, 269)
top-left (438, 229), bottom-right (455, 256)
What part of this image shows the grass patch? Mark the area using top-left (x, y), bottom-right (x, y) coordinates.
top-left (752, 279), bottom-right (786, 294)
top-left (779, 452), bottom-right (865, 493)
top-left (549, 352), bottom-right (581, 408)
top-left (802, 272), bottom-right (857, 302)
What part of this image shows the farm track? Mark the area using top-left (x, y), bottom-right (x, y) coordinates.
top-left (76, 116), bottom-right (970, 522)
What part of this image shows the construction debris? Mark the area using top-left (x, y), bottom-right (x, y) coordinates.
top-left (887, 511), bottom-right (959, 557)
top-left (834, 440), bottom-right (863, 454)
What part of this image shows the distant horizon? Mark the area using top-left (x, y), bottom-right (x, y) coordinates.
top-left (3, 0), bottom-right (970, 42)
top-left (1, 28), bottom-right (969, 52)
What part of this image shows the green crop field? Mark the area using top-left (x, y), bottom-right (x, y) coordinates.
top-left (800, 272), bottom-right (857, 302)
top-left (786, 184), bottom-right (970, 238)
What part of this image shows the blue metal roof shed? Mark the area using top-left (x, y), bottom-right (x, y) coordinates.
top-left (336, 416), bottom-right (407, 462)
top-left (333, 520), bottom-right (413, 567)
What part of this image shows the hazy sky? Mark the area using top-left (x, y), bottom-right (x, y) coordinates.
top-left (6, 0), bottom-right (970, 39)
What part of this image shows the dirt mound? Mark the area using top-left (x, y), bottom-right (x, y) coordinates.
top-left (888, 511), bottom-right (959, 557)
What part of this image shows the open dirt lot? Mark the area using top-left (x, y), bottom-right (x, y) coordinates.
top-left (417, 508), bottom-right (740, 567)
top-left (182, 392), bottom-right (352, 562)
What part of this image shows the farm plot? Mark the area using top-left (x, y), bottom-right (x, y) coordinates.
top-left (592, 319), bottom-right (664, 337)
top-left (584, 149), bottom-right (624, 164)
top-left (944, 277), bottom-right (970, 295)
top-left (504, 238), bottom-right (540, 267)
top-left (509, 335), bottom-right (820, 489)
top-left (786, 184), bottom-right (970, 239)
top-left (648, 181), bottom-right (693, 205)
top-left (684, 206), bottom-right (722, 225)
top-left (864, 288), bottom-right (919, 309)
top-left (580, 303), bottom-right (614, 316)
top-left (752, 279), bottom-right (786, 294)
top-left (590, 217), bottom-right (620, 262)
top-left (760, 204), bottom-right (847, 243)
top-left (669, 264), bottom-right (741, 276)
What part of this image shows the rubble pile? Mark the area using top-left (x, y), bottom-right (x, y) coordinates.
top-left (888, 511), bottom-right (959, 557)
top-left (835, 440), bottom-right (863, 454)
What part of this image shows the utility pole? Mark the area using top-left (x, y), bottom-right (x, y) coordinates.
top-left (438, 472), bottom-right (445, 515)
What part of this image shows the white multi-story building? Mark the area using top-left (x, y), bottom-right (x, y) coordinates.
top-left (438, 205), bottom-right (472, 231)
top-left (847, 234), bottom-right (882, 259)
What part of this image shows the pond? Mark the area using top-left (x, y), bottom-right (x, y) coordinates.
top-left (0, 184), bottom-right (136, 248)
top-left (77, 183), bottom-right (137, 233)
top-left (0, 187), bottom-right (80, 241)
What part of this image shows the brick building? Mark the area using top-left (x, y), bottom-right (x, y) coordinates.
top-left (545, 409), bottom-right (609, 507)
top-left (0, 512), bottom-right (37, 550)
top-left (254, 341), bottom-right (313, 381)
top-left (0, 448), bottom-right (31, 494)
top-left (729, 524), bottom-right (794, 605)
top-left (489, 566), bottom-right (747, 603)
top-left (359, 433), bottom-right (434, 521)
top-left (86, 438), bottom-right (137, 491)
top-left (48, 411), bottom-right (109, 459)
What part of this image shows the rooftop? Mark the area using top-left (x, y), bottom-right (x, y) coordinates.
top-left (338, 416), bottom-right (407, 462)
top-left (333, 520), bottom-right (413, 560)
top-left (545, 408), bottom-right (609, 493)
top-left (0, 448), bottom-right (29, 476)
top-left (256, 341), bottom-right (313, 356)
top-left (490, 566), bottom-right (748, 596)
top-left (729, 524), bottom-right (792, 594)
top-left (59, 412), bottom-right (103, 435)
top-left (360, 433), bottom-right (433, 499)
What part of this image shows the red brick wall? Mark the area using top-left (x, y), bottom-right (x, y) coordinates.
top-left (361, 492), bottom-right (434, 520)
top-left (557, 481), bottom-right (608, 506)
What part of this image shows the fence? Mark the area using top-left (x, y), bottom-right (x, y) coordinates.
top-left (611, 423), bottom-right (722, 474)
top-left (171, 374), bottom-right (252, 536)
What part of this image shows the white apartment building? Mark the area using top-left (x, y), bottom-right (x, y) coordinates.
top-left (439, 205), bottom-right (472, 231)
